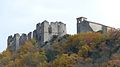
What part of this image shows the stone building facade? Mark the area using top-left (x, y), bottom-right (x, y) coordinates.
top-left (77, 17), bottom-right (115, 34)
top-left (34, 20), bottom-right (67, 45)
top-left (8, 17), bottom-right (115, 51)
top-left (7, 20), bottom-right (66, 51)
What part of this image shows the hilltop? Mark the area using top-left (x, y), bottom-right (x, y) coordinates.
top-left (1, 30), bottom-right (120, 67)
top-left (0, 17), bottom-right (120, 67)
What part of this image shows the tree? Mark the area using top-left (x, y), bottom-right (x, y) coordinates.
top-left (50, 54), bottom-right (79, 67)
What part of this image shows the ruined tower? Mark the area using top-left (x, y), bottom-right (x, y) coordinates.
top-left (34, 20), bottom-right (67, 46)
top-left (19, 33), bottom-right (27, 46)
top-left (7, 20), bottom-right (67, 51)
top-left (7, 33), bottom-right (20, 51)
top-left (77, 17), bottom-right (113, 34)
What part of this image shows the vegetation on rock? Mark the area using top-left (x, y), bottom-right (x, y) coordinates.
top-left (1, 30), bottom-right (120, 67)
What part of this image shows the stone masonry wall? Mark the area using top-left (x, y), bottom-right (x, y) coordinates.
top-left (77, 17), bottom-right (114, 34)
top-left (7, 33), bottom-right (20, 51)
top-left (7, 20), bottom-right (67, 51)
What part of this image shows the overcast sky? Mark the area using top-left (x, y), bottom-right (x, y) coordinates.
top-left (0, 0), bottom-right (120, 52)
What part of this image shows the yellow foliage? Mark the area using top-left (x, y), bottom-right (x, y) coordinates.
top-left (69, 32), bottom-right (107, 45)
top-left (2, 50), bottom-right (12, 58)
top-left (81, 44), bottom-right (91, 52)
top-left (0, 39), bottom-right (48, 67)
top-left (50, 54), bottom-right (79, 67)
top-left (1, 32), bottom-right (119, 67)
top-left (79, 44), bottom-right (91, 57)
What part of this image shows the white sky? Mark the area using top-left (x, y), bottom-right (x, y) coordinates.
top-left (0, 0), bottom-right (120, 52)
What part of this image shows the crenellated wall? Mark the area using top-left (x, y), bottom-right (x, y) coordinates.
top-left (7, 20), bottom-right (67, 51)
top-left (7, 17), bottom-right (116, 51)
top-left (34, 20), bottom-right (67, 45)
top-left (19, 33), bottom-right (27, 46)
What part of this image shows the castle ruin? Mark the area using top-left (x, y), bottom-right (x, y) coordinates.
top-left (7, 20), bottom-right (66, 51)
top-left (77, 17), bottom-right (115, 33)
top-left (7, 17), bottom-right (116, 51)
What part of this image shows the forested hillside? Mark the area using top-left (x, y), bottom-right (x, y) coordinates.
top-left (0, 29), bottom-right (120, 67)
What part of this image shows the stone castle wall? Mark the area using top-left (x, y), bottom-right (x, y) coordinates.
top-left (7, 20), bottom-right (66, 51)
top-left (7, 33), bottom-right (20, 51)
top-left (8, 17), bottom-right (115, 51)
top-left (77, 17), bottom-right (115, 33)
